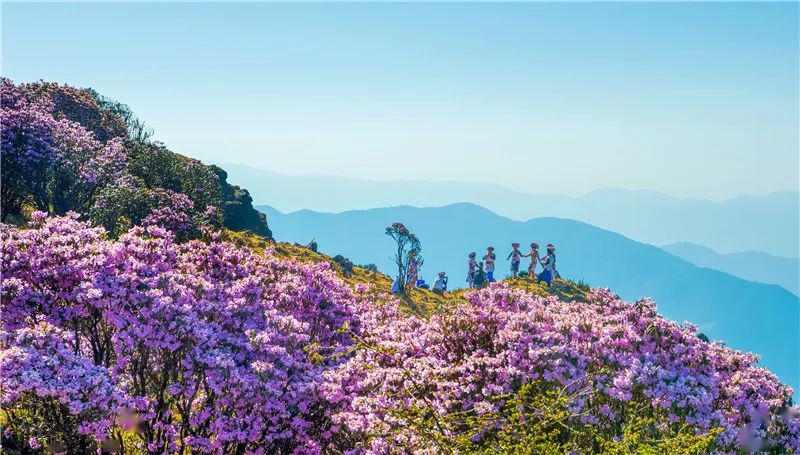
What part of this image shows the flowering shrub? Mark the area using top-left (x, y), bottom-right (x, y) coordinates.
top-left (323, 285), bottom-right (800, 454)
top-left (1, 214), bottom-right (798, 453)
top-left (1, 213), bottom-right (357, 453)
top-left (0, 322), bottom-right (126, 453)
top-left (1, 78), bottom-right (240, 239)
top-left (0, 78), bottom-right (125, 218)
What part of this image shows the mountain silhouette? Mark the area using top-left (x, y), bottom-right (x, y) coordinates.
top-left (664, 242), bottom-right (799, 296)
top-left (227, 164), bottom-right (799, 257)
top-left (258, 202), bottom-right (799, 391)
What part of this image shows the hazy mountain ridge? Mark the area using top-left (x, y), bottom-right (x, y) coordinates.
top-left (664, 242), bottom-right (799, 296)
top-left (227, 163), bottom-right (799, 257)
top-left (258, 202), bottom-right (799, 391)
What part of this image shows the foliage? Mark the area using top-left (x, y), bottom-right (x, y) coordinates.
top-left (1, 78), bottom-right (126, 219)
top-left (322, 284), bottom-right (799, 454)
top-left (0, 78), bottom-right (259, 240)
top-left (88, 89), bottom-right (154, 143)
top-left (1, 213), bottom-right (358, 453)
top-left (0, 322), bottom-right (127, 454)
top-left (385, 222), bottom-right (421, 294)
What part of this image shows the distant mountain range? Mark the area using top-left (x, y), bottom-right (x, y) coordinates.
top-left (226, 164), bottom-right (799, 257)
top-left (258, 203), bottom-right (799, 391)
top-left (664, 242), bottom-right (799, 296)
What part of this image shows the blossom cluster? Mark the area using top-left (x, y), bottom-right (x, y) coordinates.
top-left (1, 213), bottom-right (358, 453)
top-left (0, 78), bottom-right (219, 238)
top-left (2, 210), bottom-right (799, 454)
top-left (323, 284), bottom-right (800, 453)
top-left (0, 322), bottom-right (126, 443)
top-left (1, 78), bottom-right (126, 217)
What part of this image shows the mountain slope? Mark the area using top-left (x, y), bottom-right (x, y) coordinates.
top-left (664, 242), bottom-right (799, 295)
top-left (258, 203), bottom-right (799, 391)
top-left (227, 163), bottom-right (799, 257)
top-left (1, 79), bottom-right (271, 238)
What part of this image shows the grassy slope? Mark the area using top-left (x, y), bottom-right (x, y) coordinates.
top-left (222, 230), bottom-right (590, 316)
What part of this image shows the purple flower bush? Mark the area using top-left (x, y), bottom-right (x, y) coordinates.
top-left (2, 214), bottom-right (799, 453)
top-left (1, 79), bottom-right (125, 218)
top-left (323, 285), bottom-right (800, 454)
top-left (2, 213), bottom-right (358, 453)
top-left (0, 322), bottom-right (126, 452)
top-left (1, 78), bottom-right (222, 239)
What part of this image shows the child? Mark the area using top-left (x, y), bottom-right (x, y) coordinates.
top-left (483, 247), bottom-right (496, 282)
top-left (507, 243), bottom-right (522, 277)
top-left (467, 252), bottom-right (478, 288)
top-left (523, 242), bottom-right (540, 279)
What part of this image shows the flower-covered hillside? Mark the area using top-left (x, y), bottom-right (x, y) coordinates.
top-left (2, 214), bottom-right (798, 454)
top-left (0, 78), bottom-right (271, 238)
top-left (1, 213), bottom-right (355, 453)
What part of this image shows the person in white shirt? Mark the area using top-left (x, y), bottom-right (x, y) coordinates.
top-left (483, 247), bottom-right (496, 282)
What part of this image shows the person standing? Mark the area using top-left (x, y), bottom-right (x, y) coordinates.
top-left (538, 244), bottom-right (557, 287)
top-left (407, 250), bottom-right (420, 288)
top-left (524, 242), bottom-right (540, 279)
top-left (507, 243), bottom-right (522, 277)
top-left (467, 252), bottom-right (478, 288)
top-left (483, 247), bottom-right (496, 282)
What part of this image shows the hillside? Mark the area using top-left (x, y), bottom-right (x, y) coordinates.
top-left (2, 80), bottom-right (798, 453)
top-left (3, 215), bottom-right (798, 453)
top-left (664, 242), bottom-right (799, 296)
top-left (1, 78), bottom-right (271, 238)
top-left (226, 163), bottom-right (799, 256)
top-left (259, 203), bottom-right (800, 391)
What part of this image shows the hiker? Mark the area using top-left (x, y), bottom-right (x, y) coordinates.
top-left (466, 252), bottom-right (478, 288)
top-left (432, 272), bottom-right (448, 294)
top-left (507, 242), bottom-right (522, 277)
top-left (473, 262), bottom-right (487, 288)
top-left (483, 247), bottom-right (496, 282)
top-left (407, 250), bottom-right (419, 288)
top-left (523, 242), bottom-right (540, 279)
top-left (538, 244), bottom-right (557, 287)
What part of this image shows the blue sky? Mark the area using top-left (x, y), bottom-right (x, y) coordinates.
top-left (2, 2), bottom-right (798, 199)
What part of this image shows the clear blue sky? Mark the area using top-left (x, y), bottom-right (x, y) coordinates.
top-left (3, 2), bottom-right (798, 200)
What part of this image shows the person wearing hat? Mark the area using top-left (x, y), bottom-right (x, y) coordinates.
top-left (538, 244), bottom-right (557, 287)
top-left (507, 242), bottom-right (522, 277)
top-left (466, 252), bottom-right (478, 288)
top-left (432, 271), bottom-right (448, 294)
top-left (483, 247), bottom-right (496, 282)
top-left (524, 242), bottom-right (541, 279)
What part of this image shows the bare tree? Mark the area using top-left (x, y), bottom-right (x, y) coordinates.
top-left (385, 222), bottom-right (422, 294)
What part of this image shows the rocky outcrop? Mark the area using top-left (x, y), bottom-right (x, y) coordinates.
top-left (212, 166), bottom-right (273, 239)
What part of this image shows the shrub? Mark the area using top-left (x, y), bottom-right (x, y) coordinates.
top-left (322, 285), bottom-right (799, 454)
top-left (1, 213), bottom-right (359, 453)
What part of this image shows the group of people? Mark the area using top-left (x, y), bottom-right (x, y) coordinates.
top-left (467, 242), bottom-right (558, 288)
top-left (396, 242), bottom-right (559, 295)
top-left (404, 251), bottom-right (449, 294)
